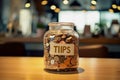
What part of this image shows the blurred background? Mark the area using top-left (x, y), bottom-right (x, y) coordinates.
top-left (0, 0), bottom-right (120, 58)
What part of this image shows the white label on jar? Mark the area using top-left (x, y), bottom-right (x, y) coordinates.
top-left (50, 42), bottom-right (74, 55)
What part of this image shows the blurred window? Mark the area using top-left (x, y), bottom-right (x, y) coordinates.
top-left (59, 11), bottom-right (100, 33)
top-left (101, 11), bottom-right (120, 28)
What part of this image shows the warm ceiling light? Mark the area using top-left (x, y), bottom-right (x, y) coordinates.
top-left (50, 5), bottom-right (56, 10)
top-left (54, 8), bottom-right (60, 13)
top-left (63, 0), bottom-right (69, 5)
top-left (90, 5), bottom-right (96, 10)
top-left (112, 4), bottom-right (117, 9)
top-left (41, 0), bottom-right (48, 5)
top-left (117, 6), bottom-right (120, 10)
top-left (25, 3), bottom-right (31, 8)
top-left (109, 9), bottom-right (114, 13)
top-left (91, 0), bottom-right (97, 5)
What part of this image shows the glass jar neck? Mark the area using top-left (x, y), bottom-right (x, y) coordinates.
top-left (48, 22), bottom-right (74, 30)
top-left (49, 26), bottom-right (74, 30)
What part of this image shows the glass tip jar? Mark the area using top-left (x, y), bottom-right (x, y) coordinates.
top-left (44, 22), bottom-right (79, 73)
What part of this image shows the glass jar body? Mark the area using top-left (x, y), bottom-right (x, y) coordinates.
top-left (44, 22), bottom-right (79, 72)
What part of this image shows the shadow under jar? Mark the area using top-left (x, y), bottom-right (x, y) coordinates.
top-left (44, 22), bottom-right (79, 73)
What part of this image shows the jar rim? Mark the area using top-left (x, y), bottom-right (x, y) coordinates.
top-left (48, 22), bottom-right (75, 27)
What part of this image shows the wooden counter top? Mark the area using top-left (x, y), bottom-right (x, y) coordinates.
top-left (0, 57), bottom-right (120, 80)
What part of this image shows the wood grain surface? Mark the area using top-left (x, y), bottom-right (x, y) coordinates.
top-left (0, 57), bottom-right (120, 80)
